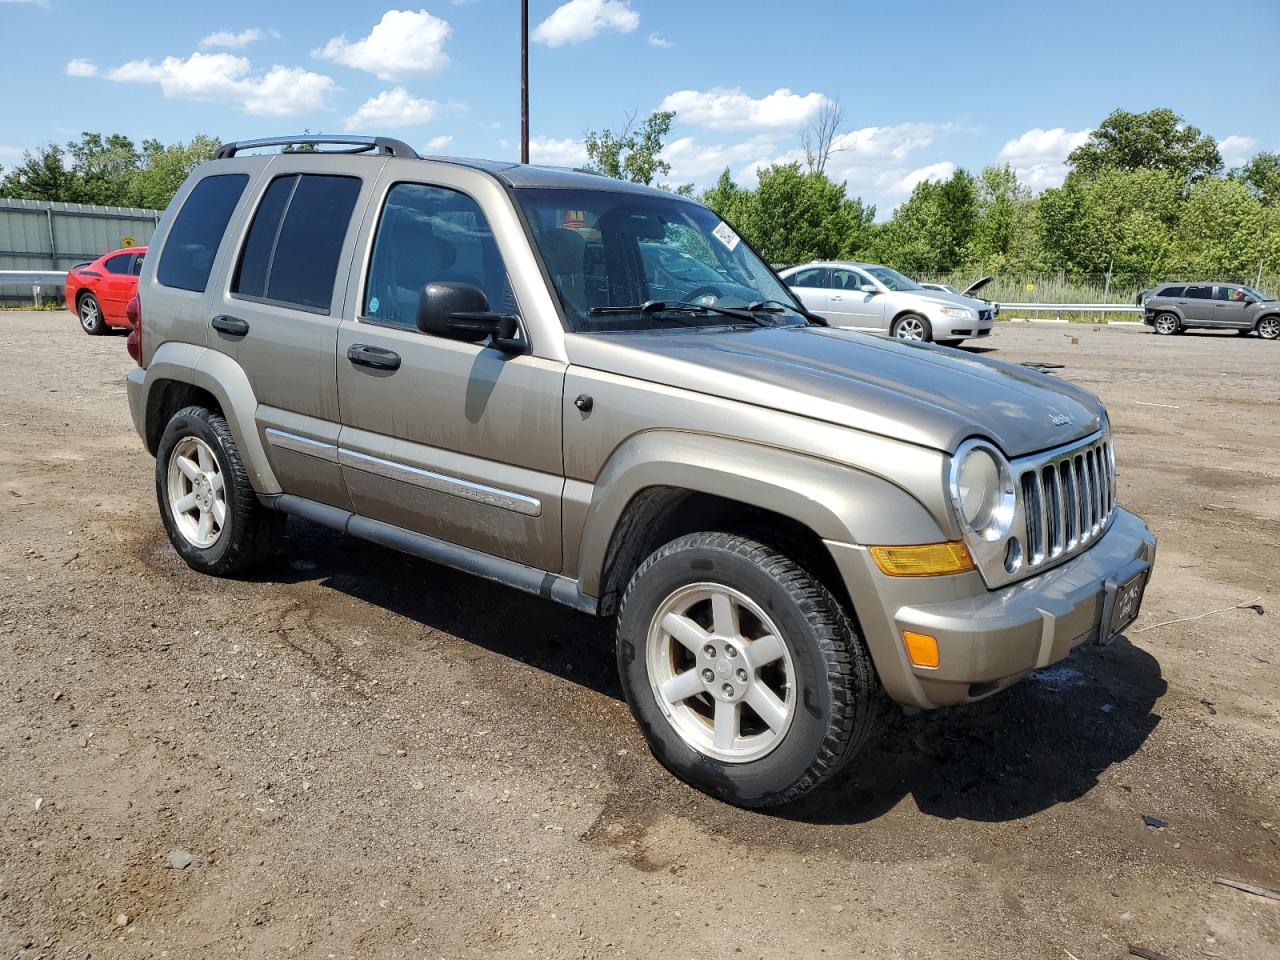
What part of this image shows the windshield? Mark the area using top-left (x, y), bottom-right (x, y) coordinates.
top-left (1241, 285), bottom-right (1273, 301)
top-left (865, 265), bottom-right (923, 292)
top-left (515, 188), bottom-right (806, 332)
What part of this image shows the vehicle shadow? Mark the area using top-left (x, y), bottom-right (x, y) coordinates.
top-left (780, 637), bottom-right (1166, 824)
top-left (258, 519), bottom-right (1165, 825)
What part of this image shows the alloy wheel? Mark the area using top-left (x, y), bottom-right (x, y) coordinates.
top-left (166, 436), bottom-right (227, 548)
top-left (1260, 317), bottom-right (1280, 340)
top-left (645, 583), bottom-right (796, 763)
top-left (894, 316), bottom-right (926, 341)
top-left (79, 298), bottom-right (100, 332)
top-left (1154, 315), bottom-right (1178, 335)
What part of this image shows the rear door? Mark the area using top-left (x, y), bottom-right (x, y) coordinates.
top-left (1182, 285), bottom-right (1214, 324)
top-left (1213, 285), bottom-right (1254, 328)
top-left (208, 157), bottom-right (381, 508)
top-left (784, 266), bottom-right (831, 317)
top-left (333, 165), bottom-right (565, 571)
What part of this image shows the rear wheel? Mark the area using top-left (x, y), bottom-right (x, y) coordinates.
top-left (1259, 316), bottom-right (1280, 340)
top-left (1153, 313), bottom-right (1180, 336)
top-left (156, 406), bottom-right (284, 576)
top-left (78, 293), bottom-right (106, 335)
top-left (616, 532), bottom-right (882, 808)
top-left (891, 313), bottom-right (931, 342)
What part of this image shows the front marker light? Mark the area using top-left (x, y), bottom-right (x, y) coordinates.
top-left (870, 541), bottom-right (974, 577)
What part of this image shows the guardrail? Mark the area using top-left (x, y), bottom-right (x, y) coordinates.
top-left (0, 270), bottom-right (67, 306)
top-left (998, 302), bottom-right (1143, 313)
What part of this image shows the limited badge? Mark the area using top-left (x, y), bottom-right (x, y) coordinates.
top-left (712, 221), bottom-right (740, 252)
top-left (368, 296), bottom-right (380, 314)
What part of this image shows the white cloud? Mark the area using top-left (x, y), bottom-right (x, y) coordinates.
top-left (65, 58), bottom-right (98, 77)
top-left (829, 122), bottom-right (947, 163)
top-left (200, 28), bottom-right (276, 49)
top-left (529, 136), bottom-right (588, 166)
top-left (663, 134), bottom-right (787, 181)
top-left (1220, 134), bottom-right (1259, 169)
top-left (657, 87), bottom-right (828, 131)
top-left (893, 161), bottom-right (956, 194)
top-left (996, 126), bottom-right (1091, 191)
top-left (344, 87), bottom-right (439, 131)
top-left (424, 134), bottom-right (454, 151)
top-left (648, 32), bottom-right (673, 48)
top-left (533, 0), bottom-right (638, 47)
top-left (316, 9), bottom-right (452, 81)
top-left (106, 52), bottom-right (335, 116)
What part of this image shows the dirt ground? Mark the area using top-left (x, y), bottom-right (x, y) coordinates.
top-left (1, 312), bottom-right (1277, 960)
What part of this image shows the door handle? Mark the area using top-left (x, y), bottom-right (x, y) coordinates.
top-left (829, 295), bottom-right (844, 301)
top-left (211, 315), bottom-right (249, 337)
top-left (347, 343), bottom-right (401, 371)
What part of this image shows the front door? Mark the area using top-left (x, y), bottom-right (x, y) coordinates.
top-left (1213, 286), bottom-right (1254, 328)
top-left (207, 158), bottom-right (375, 508)
top-left (335, 177), bottom-right (565, 572)
top-left (828, 266), bottom-right (886, 330)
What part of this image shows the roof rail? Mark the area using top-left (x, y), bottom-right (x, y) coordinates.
top-left (214, 135), bottom-right (420, 160)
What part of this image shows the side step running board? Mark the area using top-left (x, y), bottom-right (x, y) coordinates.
top-left (260, 493), bottom-right (599, 616)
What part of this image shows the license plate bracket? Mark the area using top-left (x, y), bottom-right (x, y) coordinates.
top-left (1098, 561), bottom-right (1150, 644)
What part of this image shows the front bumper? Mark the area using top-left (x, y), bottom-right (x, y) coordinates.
top-left (827, 508), bottom-right (1157, 709)
top-left (933, 315), bottom-right (995, 339)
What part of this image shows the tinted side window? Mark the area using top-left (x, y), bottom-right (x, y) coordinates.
top-left (131, 252), bottom-right (145, 275)
top-left (1185, 286), bottom-right (1210, 299)
top-left (233, 174), bottom-right (361, 312)
top-left (364, 182), bottom-right (516, 327)
top-left (790, 267), bottom-right (827, 288)
top-left (1158, 285), bottom-right (1184, 298)
top-left (158, 174), bottom-right (249, 292)
top-left (104, 253), bottom-right (134, 275)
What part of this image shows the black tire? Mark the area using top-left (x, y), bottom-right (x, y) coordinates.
top-left (1258, 316), bottom-right (1280, 341)
top-left (890, 313), bottom-right (932, 342)
top-left (155, 405), bottom-right (284, 576)
top-left (78, 292), bottom-right (107, 336)
top-left (1152, 312), bottom-right (1180, 336)
top-left (616, 532), bottom-right (881, 808)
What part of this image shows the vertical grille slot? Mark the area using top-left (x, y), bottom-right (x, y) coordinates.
top-left (1044, 465), bottom-right (1063, 557)
top-left (1021, 472), bottom-right (1044, 564)
top-left (1060, 459), bottom-right (1077, 549)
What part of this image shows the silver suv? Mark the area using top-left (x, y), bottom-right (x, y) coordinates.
top-left (780, 261), bottom-right (997, 345)
top-left (125, 135), bottom-right (1156, 808)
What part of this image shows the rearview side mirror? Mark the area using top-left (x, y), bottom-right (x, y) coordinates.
top-left (859, 284), bottom-right (879, 295)
top-left (417, 282), bottom-right (523, 351)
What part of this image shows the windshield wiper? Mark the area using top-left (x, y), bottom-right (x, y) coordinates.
top-left (745, 299), bottom-right (828, 327)
top-left (589, 300), bottom-right (771, 327)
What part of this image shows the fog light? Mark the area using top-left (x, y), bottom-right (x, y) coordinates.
top-left (869, 541), bottom-right (974, 577)
top-left (902, 631), bottom-right (940, 669)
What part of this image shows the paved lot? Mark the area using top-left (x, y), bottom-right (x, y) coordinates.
top-left (1, 312), bottom-right (1277, 960)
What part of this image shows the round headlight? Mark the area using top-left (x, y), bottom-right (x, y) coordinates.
top-left (951, 443), bottom-right (1015, 541)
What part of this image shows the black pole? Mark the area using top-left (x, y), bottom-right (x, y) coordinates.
top-left (520, 0), bottom-right (529, 164)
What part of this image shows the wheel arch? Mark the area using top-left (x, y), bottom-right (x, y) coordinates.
top-left (574, 431), bottom-right (948, 612)
top-left (139, 342), bottom-right (281, 493)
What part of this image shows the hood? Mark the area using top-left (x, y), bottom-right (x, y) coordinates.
top-left (566, 325), bottom-right (1104, 458)
top-left (961, 275), bottom-right (994, 297)
top-left (904, 288), bottom-right (992, 311)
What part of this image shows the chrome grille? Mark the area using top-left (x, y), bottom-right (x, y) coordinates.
top-left (1018, 433), bottom-right (1116, 571)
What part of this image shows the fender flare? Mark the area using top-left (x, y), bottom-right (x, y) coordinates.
top-left (141, 342), bottom-right (281, 494)
top-left (574, 430), bottom-right (947, 598)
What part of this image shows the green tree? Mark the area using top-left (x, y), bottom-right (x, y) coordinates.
top-left (67, 132), bottom-right (142, 205)
top-left (1177, 176), bottom-right (1269, 277)
top-left (968, 164), bottom-right (1042, 274)
top-left (133, 135), bottom-right (220, 208)
top-left (870, 169), bottom-right (979, 274)
top-left (1237, 151), bottom-right (1280, 206)
top-left (0, 144), bottom-right (81, 201)
top-left (584, 110), bottom-right (674, 185)
top-left (1068, 108), bottom-right (1222, 183)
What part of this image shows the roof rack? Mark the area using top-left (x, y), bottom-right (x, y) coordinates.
top-left (213, 135), bottom-right (419, 160)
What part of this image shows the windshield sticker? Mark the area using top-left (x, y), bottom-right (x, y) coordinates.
top-left (712, 221), bottom-right (740, 252)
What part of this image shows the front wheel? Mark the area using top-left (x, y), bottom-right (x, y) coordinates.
top-left (1153, 313), bottom-right (1180, 335)
top-left (891, 313), bottom-right (931, 342)
top-left (616, 532), bottom-right (881, 808)
top-left (1258, 316), bottom-right (1280, 340)
top-left (155, 406), bottom-right (284, 576)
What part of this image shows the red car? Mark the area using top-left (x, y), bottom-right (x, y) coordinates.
top-left (65, 246), bottom-right (146, 335)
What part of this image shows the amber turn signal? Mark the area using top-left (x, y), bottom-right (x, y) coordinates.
top-left (902, 631), bottom-right (940, 669)
top-left (868, 541), bottom-right (974, 577)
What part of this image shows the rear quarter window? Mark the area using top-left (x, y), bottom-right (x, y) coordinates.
top-left (157, 174), bottom-right (249, 293)
top-left (1157, 286), bottom-right (1184, 298)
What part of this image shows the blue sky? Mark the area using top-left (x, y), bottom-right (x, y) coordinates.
top-left (2, 0), bottom-right (1277, 217)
